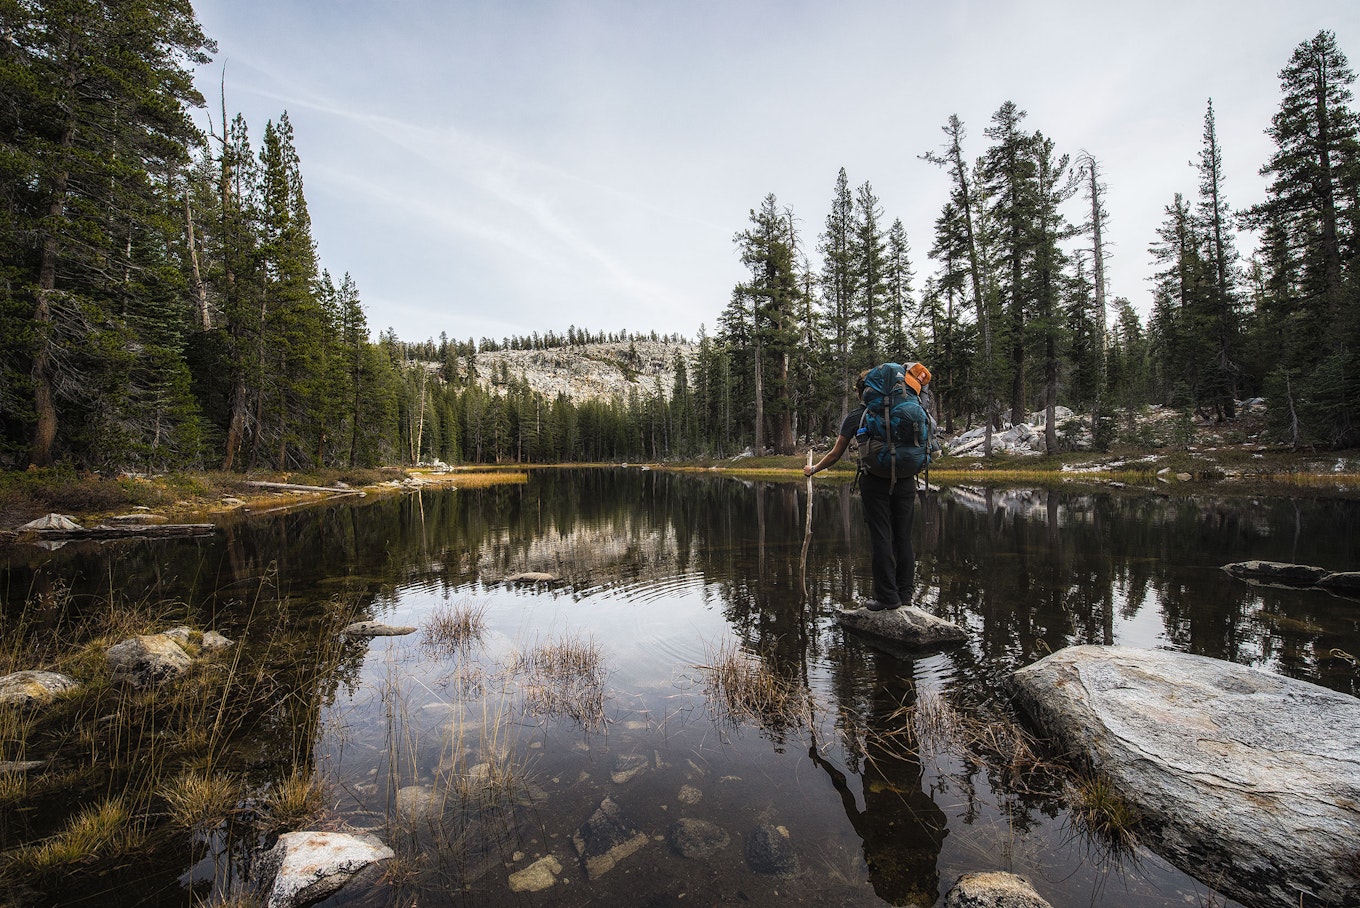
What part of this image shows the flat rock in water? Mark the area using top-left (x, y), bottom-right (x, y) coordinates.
top-left (1011, 645), bottom-right (1360, 908)
top-left (572, 796), bottom-right (648, 879)
top-left (835, 604), bottom-right (967, 648)
top-left (0, 670), bottom-right (78, 708)
top-left (944, 872), bottom-right (1052, 907)
top-left (505, 571), bottom-right (559, 583)
top-left (1222, 560), bottom-right (1331, 586)
top-left (255, 831), bottom-right (393, 908)
top-left (340, 621), bottom-right (417, 637)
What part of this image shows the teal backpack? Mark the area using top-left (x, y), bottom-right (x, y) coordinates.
top-left (857, 362), bottom-right (930, 490)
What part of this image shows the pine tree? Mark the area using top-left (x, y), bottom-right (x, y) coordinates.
top-left (923, 115), bottom-right (997, 452)
top-left (1, 0), bottom-right (214, 466)
top-left (980, 101), bottom-right (1039, 425)
top-left (1194, 99), bottom-right (1243, 420)
top-left (852, 181), bottom-right (888, 363)
top-left (884, 219), bottom-right (915, 360)
top-left (818, 168), bottom-right (857, 416)
top-left (1243, 30), bottom-right (1360, 446)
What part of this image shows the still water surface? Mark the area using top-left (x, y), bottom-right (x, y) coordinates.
top-left (4, 468), bottom-right (1359, 907)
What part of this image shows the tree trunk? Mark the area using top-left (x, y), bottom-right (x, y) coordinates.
top-left (184, 186), bottom-right (210, 330)
top-left (30, 105), bottom-right (78, 467)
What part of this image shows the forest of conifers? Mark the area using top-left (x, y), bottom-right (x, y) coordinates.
top-left (2, 3), bottom-right (1358, 472)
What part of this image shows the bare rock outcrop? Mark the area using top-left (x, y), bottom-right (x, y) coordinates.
top-left (1012, 645), bottom-right (1360, 908)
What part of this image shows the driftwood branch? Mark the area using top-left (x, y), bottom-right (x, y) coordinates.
top-left (242, 481), bottom-right (364, 495)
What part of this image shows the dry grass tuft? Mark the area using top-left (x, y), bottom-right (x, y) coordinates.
top-left (261, 769), bottom-right (325, 831)
top-left (1068, 772), bottom-right (1141, 852)
top-left (7, 797), bottom-right (131, 875)
top-left (162, 771), bottom-right (241, 831)
top-left (423, 600), bottom-right (487, 654)
top-left (512, 634), bottom-right (607, 729)
top-left (867, 691), bottom-right (1053, 792)
top-left (697, 640), bottom-right (808, 733)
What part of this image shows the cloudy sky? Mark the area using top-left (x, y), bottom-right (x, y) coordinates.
top-left (190, 0), bottom-right (1358, 345)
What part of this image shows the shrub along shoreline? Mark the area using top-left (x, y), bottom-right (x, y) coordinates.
top-left (1, 443), bottom-right (1358, 534)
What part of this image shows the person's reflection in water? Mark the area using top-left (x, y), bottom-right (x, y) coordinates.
top-left (810, 652), bottom-right (948, 906)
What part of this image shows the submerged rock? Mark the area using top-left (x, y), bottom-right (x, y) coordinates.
top-left (835, 604), bottom-right (967, 648)
top-left (105, 634), bottom-right (191, 687)
top-left (572, 796), bottom-right (648, 879)
top-left (744, 824), bottom-right (798, 877)
top-left (1012, 645), bottom-right (1360, 908)
top-left (340, 621), bottom-right (417, 637)
top-left (944, 872), bottom-right (1052, 907)
top-left (0, 670), bottom-right (78, 708)
top-left (609, 752), bottom-right (649, 784)
top-left (395, 785), bottom-right (442, 825)
top-left (1222, 560), bottom-right (1331, 587)
top-left (255, 830), bottom-right (393, 908)
top-left (508, 854), bottom-right (562, 893)
top-left (669, 818), bottom-right (730, 859)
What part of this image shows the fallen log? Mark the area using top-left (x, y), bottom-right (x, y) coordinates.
top-left (2, 523), bottom-right (216, 541)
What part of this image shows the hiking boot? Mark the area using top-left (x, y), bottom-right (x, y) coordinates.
top-left (862, 600), bottom-right (892, 611)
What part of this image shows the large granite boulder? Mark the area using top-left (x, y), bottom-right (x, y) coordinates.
top-left (254, 831), bottom-right (393, 908)
top-left (0, 670), bottom-right (78, 708)
top-left (105, 634), bottom-right (192, 687)
top-left (1012, 645), bottom-right (1360, 908)
top-left (835, 605), bottom-right (967, 648)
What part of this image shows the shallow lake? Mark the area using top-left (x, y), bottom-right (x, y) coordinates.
top-left (4, 468), bottom-right (1359, 907)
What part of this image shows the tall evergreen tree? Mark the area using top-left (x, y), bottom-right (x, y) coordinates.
top-left (924, 115), bottom-right (997, 452)
top-left (818, 168), bottom-right (857, 416)
top-left (852, 181), bottom-right (888, 364)
top-left (884, 219), bottom-right (915, 360)
top-left (980, 101), bottom-right (1039, 425)
top-left (1243, 30), bottom-right (1360, 446)
top-left (0, 0), bottom-right (214, 466)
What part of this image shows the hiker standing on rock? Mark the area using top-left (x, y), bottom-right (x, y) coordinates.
top-left (805, 363), bottom-right (932, 611)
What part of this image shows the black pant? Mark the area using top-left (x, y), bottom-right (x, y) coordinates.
top-left (860, 471), bottom-right (915, 606)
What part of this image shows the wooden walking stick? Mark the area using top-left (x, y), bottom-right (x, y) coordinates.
top-left (800, 451), bottom-right (814, 600)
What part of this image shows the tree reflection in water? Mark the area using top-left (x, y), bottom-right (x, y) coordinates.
top-left (3, 469), bottom-right (1357, 907)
